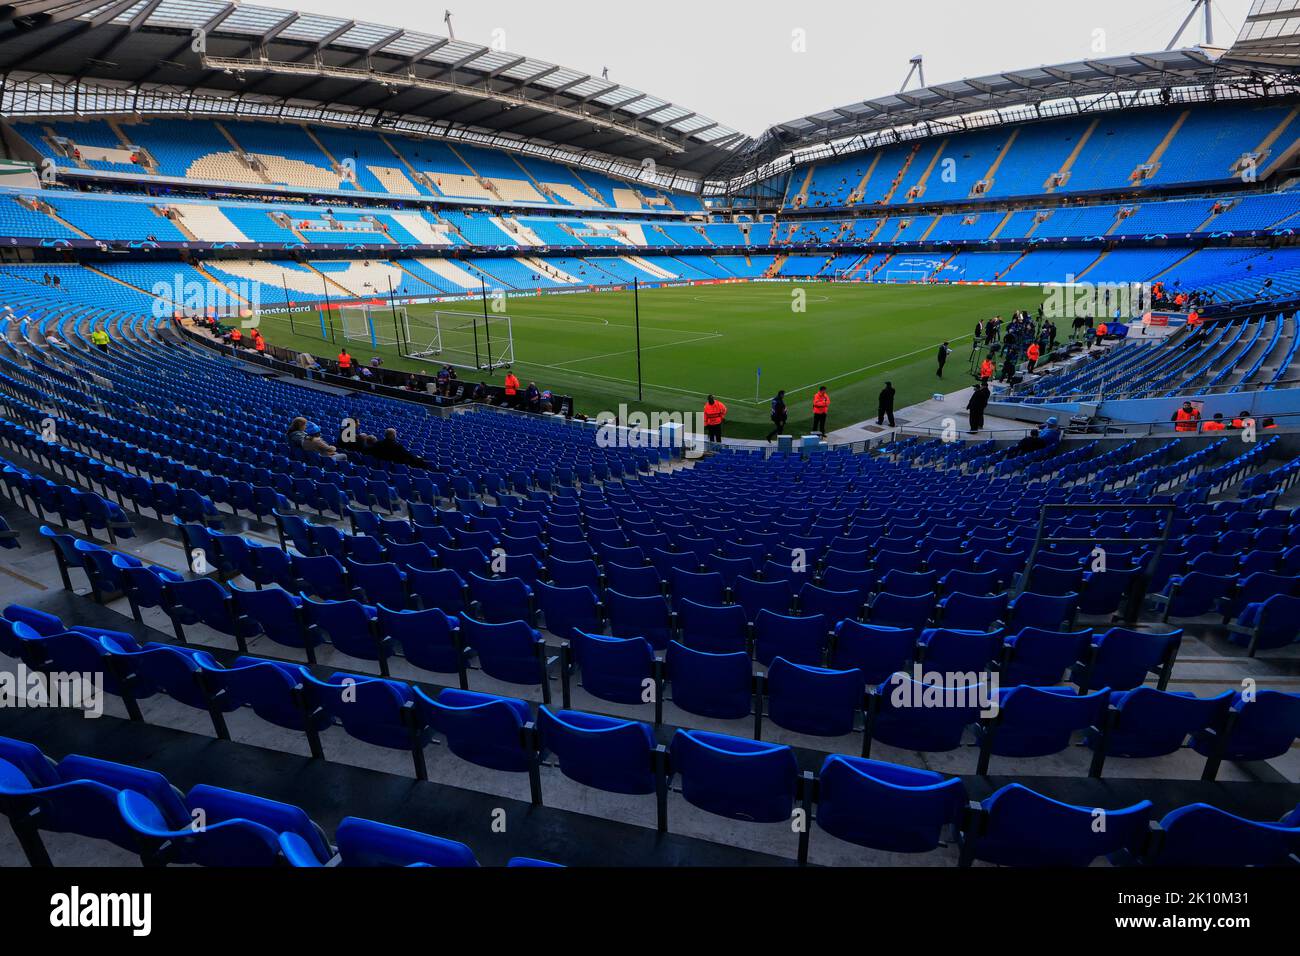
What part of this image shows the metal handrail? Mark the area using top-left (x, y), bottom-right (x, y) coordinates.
top-left (1017, 502), bottom-right (1178, 625)
top-left (1015, 374), bottom-right (1300, 405)
top-left (887, 410), bottom-right (1300, 442)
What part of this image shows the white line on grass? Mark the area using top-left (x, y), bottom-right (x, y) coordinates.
top-left (521, 330), bottom-right (979, 409)
top-left (462, 307), bottom-right (718, 335)
top-left (515, 361), bottom-right (734, 402)
top-left (765, 332), bottom-right (977, 403)
top-left (550, 331), bottom-right (724, 369)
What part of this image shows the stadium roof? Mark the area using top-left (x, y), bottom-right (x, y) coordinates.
top-left (1223, 0), bottom-right (1300, 69)
top-left (705, 40), bottom-right (1300, 185)
top-left (763, 49), bottom-right (1242, 152)
top-left (0, 0), bottom-right (749, 177)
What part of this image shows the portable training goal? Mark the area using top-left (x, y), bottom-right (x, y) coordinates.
top-left (882, 268), bottom-right (934, 284)
top-left (339, 304), bottom-right (410, 349)
top-left (402, 309), bottom-right (515, 371)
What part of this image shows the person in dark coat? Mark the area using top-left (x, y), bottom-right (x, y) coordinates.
top-left (1012, 428), bottom-right (1047, 456)
top-left (877, 381), bottom-right (896, 427)
top-left (936, 341), bottom-right (952, 378)
top-left (766, 390), bottom-right (788, 442)
top-left (967, 380), bottom-right (990, 433)
top-left (369, 428), bottom-right (428, 468)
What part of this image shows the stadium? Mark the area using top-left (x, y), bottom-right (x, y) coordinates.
top-left (0, 0), bottom-right (1297, 910)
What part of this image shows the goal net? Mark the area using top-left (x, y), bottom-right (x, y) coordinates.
top-left (882, 269), bottom-right (933, 284)
top-left (402, 310), bottom-right (515, 371)
top-left (340, 305), bottom-right (410, 348)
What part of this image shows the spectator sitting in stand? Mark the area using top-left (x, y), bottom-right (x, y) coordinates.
top-left (287, 417), bottom-right (338, 457)
top-left (1011, 428), bottom-right (1047, 457)
top-left (370, 428), bottom-right (428, 468)
top-left (338, 429), bottom-right (377, 455)
top-left (1040, 416), bottom-right (1062, 447)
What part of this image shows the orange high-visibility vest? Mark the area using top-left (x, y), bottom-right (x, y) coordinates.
top-left (980, 359), bottom-right (995, 380)
top-left (504, 374), bottom-right (519, 396)
top-left (1026, 343), bottom-right (1040, 361)
top-left (337, 352), bottom-right (351, 369)
top-left (1202, 421), bottom-right (1226, 432)
top-left (230, 328), bottom-right (242, 342)
top-left (253, 336), bottom-right (266, 352)
top-left (1174, 408), bottom-right (1200, 432)
top-left (1096, 323), bottom-right (1108, 336)
top-left (812, 392), bottom-right (830, 415)
top-left (703, 401), bottom-right (727, 427)
top-left (1187, 312), bottom-right (1202, 326)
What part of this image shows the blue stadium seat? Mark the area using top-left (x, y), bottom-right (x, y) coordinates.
top-left (976, 685), bottom-right (1109, 774)
top-left (539, 707), bottom-right (665, 829)
top-left (415, 687), bottom-right (541, 803)
top-left (807, 755), bottom-right (966, 862)
top-left (959, 783), bottom-right (1151, 867)
top-left (668, 729), bottom-right (799, 826)
top-left (328, 816), bottom-right (479, 867)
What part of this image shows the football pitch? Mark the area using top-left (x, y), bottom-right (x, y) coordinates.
top-left (255, 283), bottom-right (1048, 439)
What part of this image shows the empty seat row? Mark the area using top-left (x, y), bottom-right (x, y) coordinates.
top-left (0, 734), bottom-right (557, 868)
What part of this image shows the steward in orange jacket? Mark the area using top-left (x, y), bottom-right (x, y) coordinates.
top-left (811, 386), bottom-right (831, 435)
top-left (703, 395), bottom-right (727, 442)
top-left (979, 358), bottom-right (995, 381)
top-left (1026, 342), bottom-right (1041, 372)
top-left (1172, 401), bottom-right (1201, 433)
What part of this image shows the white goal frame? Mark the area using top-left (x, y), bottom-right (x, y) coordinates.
top-left (404, 309), bottom-right (515, 371)
top-left (882, 269), bottom-right (933, 284)
top-left (340, 305), bottom-right (410, 349)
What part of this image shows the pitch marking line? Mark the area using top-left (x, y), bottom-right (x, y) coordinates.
top-left (687, 293), bottom-right (832, 305)
top-left (514, 361), bottom-right (728, 401)
top-left (474, 308), bottom-right (714, 335)
top-left (522, 332), bottom-right (981, 408)
top-left (770, 332), bottom-right (978, 402)
top-left (550, 331), bottom-right (725, 369)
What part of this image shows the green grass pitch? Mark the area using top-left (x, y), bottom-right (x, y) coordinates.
top-left (254, 282), bottom-right (1048, 439)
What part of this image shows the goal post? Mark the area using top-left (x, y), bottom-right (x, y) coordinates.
top-left (339, 304), bottom-right (410, 349)
top-left (402, 309), bottom-right (515, 371)
top-left (882, 269), bottom-right (932, 284)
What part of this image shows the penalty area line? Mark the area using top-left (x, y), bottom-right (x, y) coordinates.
top-left (549, 331), bottom-right (724, 369)
top-left (731, 332), bottom-right (977, 405)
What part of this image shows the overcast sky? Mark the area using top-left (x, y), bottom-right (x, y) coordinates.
top-left (288, 0), bottom-right (1256, 135)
